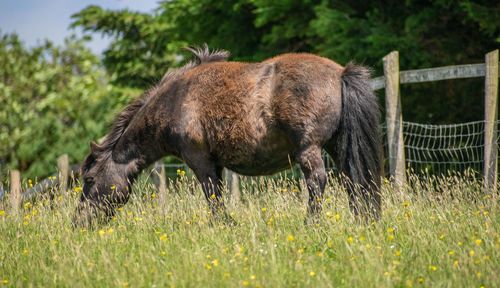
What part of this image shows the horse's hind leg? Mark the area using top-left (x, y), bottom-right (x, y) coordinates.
top-left (296, 145), bottom-right (327, 224)
top-left (182, 150), bottom-right (236, 225)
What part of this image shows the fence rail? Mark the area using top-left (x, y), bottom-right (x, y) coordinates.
top-left (371, 62), bottom-right (499, 91)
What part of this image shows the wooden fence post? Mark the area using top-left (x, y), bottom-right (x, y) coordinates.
top-left (57, 154), bottom-right (69, 193)
top-left (383, 51), bottom-right (406, 186)
top-left (484, 49), bottom-right (499, 192)
top-left (224, 169), bottom-right (240, 205)
top-left (155, 162), bottom-right (167, 205)
top-left (10, 170), bottom-right (21, 214)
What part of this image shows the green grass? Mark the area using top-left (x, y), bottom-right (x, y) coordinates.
top-left (0, 172), bottom-right (498, 287)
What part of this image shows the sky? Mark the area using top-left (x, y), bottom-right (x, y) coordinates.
top-left (0, 0), bottom-right (159, 54)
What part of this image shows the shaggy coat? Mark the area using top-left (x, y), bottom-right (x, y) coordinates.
top-left (76, 46), bottom-right (382, 226)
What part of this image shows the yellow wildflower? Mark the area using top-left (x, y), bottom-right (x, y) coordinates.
top-left (0, 210), bottom-right (5, 216)
top-left (428, 265), bottom-right (438, 271)
top-left (327, 240), bottom-right (334, 248)
top-left (24, 202), bottom-right (32, 210)
top-left (309, 271), bottom-right (316, 277)
top-left (347, 236), bottom-right (354, 244)
top-left (287, 234), bottom-right (295, 242)
top-left (98, 230), bottom-right (106, 236)
top-left (159, 234), bottom-right (168, 242)
top-left (475, 239), bottom-right (482, 246)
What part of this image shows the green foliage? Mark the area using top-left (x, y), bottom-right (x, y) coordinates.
top-left (0, 33), bottom-right (137, 178)
top-left (72, 0), bottom-right (499, 123)
top-left (3, 1), bottom-right (499, 177)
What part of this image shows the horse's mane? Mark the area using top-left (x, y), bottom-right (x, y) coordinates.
top-left (93, 44), bottom-right (230, 156)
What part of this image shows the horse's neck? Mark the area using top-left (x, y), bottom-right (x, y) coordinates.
top-left (112, 116), bottom-right (166, 170)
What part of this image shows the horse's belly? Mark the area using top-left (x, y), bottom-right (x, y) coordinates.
top-left (217, 128), bottom-right (296, 176)
top-left (226, 150), bottom-right (293, 176)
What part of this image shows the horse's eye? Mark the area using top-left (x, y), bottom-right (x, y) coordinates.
top-left (84, 177), bottom-right (94, 184)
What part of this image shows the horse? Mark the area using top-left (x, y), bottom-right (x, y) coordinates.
top-left (73, 45), bottom-right (382, 227)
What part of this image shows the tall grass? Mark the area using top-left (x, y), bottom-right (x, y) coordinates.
top-left (0, 171), bottom-right (498, 287)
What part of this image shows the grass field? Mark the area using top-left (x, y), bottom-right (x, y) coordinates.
top-left (0, 172), bottom-right (498, 287)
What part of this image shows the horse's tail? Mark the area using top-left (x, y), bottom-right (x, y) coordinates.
top-left (336, 63), bottom-right (382, 219)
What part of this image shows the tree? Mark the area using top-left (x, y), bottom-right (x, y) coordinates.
top-left (0, 32), bottom-right (137, 178)
top-left (71, 0), bottom-right (499, 123)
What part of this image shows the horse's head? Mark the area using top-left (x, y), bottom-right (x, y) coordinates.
top-left (73, 141), bottom-right (139, 227)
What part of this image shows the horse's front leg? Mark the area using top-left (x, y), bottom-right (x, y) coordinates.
top-left (183, 150), bottom-right (236, 225)
top-left (296, 146), bottom-right (327, 224)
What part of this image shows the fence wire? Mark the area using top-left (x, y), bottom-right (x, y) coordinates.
top-left (382, 120), bottom-right (500, 175)
top-left (402, 121), bottom-right (486, 174)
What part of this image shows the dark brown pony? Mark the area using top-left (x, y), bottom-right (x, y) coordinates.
top-left (74, 45), bottom-right (382, 226)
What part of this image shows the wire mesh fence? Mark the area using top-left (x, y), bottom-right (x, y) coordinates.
top-left (402, 121), bottom-right (488, 175)
top-left (382, 120), bottom-right (500, 176)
